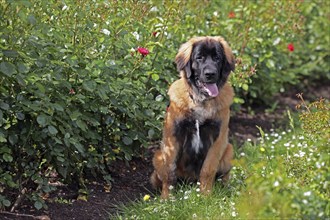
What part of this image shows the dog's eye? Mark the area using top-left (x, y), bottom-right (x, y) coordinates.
top-left (196, 55), bottom-right (204, 61)
top-left (214, 55), bottom-right (221, 61)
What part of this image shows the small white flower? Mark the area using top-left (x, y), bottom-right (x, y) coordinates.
top-left (184, 195), bottom-right (189, 200)
top-left (273, 37), bottom-right (281, 45)
top-left (274, 181), bottom-right (279, 187)
top-left (192, 213), bottom-right (197, 218)
top-left (299, 136), bottom-right (305, 140)
top-left (196, 188), bottom-right (200, 192)
top-left (284, 143), bottom-right (290, 147)
top-left (101, 29), bottom-right (110, 36)
top-left (132, 31), bottom-right (140, 41)
top-left (247, 138), bottom-right (252, 142)
top-left (304, 191), bottom-right (311, 196)
top-left (150, 6), bottom-right (158, 12)
top-left (240, 152), bottom-right (246, 157)
top-left (302, 199), bottom-right (308, 204)
top-left (232, 211), bottom-right (237, 217)
top-left (169, 185), bottom-right (174, 190)
top-left (62, 5), bottom-right (68, 11)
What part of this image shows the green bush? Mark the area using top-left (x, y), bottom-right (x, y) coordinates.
top-left (0, 0), bottom-right (329, 210)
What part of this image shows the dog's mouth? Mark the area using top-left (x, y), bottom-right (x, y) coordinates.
top-left (196, 80), bottom-right (219, 97)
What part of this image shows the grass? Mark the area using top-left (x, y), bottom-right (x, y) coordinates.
top-left (112, 111), bottom-right (330, 219)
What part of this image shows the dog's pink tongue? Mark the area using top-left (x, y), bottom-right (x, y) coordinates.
top-left (204, 83), bottom-right (219, 97)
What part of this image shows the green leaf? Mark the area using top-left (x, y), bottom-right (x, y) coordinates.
top-left (148, 129), bottom-right (155, 138)
top-left (83, 80), bottom-right (97, 92)
top-left (152, 73), bottom-right (159, 81)
top-left (0, 102), bottom-right (9, 110)
top-left (74, 142), bottom-right (85, 154)
top-left (3, 50), bottom-right (19, 58)
top-left (123, 136), bottom-right (133, 145)
top-left (70, 110), bottom-right (82, 120)
top-left (16, 74), bottom-right (26, 86)
top-left (34, 201), bottom-right (43, 210)
top-left (48, 125), bottom-right (58, 135)
top-left (37, 114), bottom-right (47, 127)
top-left (76, 120), bottom-right (87, 131)
top-left (2, 199), bottom-right (11, 207)
top-left (0, 62), bottom-right (17, 77)
top-left (0, 132), bottom-right (6, 143)
top-left (17, 62), bottom-right (29, 73)
top-left (8, 135), bottom-right (18, 145)
top-left (3, 153), bottom-right (13, 162)
top-left (36, 82), bottom-right (46, 93)
top-left (16, 112), bottom-right (25, 120)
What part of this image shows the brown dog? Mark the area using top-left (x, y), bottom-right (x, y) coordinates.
top-left (151, 36), bottom-right (235, 199)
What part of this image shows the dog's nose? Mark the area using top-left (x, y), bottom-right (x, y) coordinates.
top-left (205, 71), bottom-right (216, 79)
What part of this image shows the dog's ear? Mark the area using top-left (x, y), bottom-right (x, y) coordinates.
top-left (175, 41), bottom-right (193, 78)
top-left (215, 36), bottom-right (235, 75)
top-left (175, 37), bottom-right (203, 78)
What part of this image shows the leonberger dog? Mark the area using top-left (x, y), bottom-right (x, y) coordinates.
top-left (151, 36), bottom-right (235, 199)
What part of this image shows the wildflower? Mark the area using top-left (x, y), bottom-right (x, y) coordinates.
top-left (168, 185), bottom-right (174, 190)
top-left (69, 88), bottom-right (75, 95)
top-left (143, 194), bottom-right (150, 201)
top-left (137, 47), bottom-right (149, 56)
top-left (287, 43), bottom-right (294, 52)
top-left (192, 213), bottom-right (197, 218)
top-left (260, 147), bottom-right (265, 152)
top-left (152, 31), bottom-right (158, 37)
top-left (274, 181), bottom-right (279, 187)
top-left (232, 211), bottom-right (237, 217)
top-left (132, 31), bottom-right (140, 41)
top-left (228, 11), bottom-right (235, 18)
top-left (304, 191), bottom-right (311, 196)
top-left (101, 29), bottom-right (110, 36)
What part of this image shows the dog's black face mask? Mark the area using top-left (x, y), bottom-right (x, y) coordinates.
top-left (185, 40), bottom-right (232, 100)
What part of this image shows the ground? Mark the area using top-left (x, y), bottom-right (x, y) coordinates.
top-left (1, 81), bottom-right (329, 220)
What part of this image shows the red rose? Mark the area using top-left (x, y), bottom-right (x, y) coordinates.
top-left (137, 47), bottom-right (149, 56)
top-left (228, 11), bottom-right (235, 18)
top-left (287, 43), bottom-right (294, 52)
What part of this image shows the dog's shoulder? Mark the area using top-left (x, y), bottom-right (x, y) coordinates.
top-left (215, 83), bottom-right (234, 108)
top-left (167, 78), bottom-right (191, 110)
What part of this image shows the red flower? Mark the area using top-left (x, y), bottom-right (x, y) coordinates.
top-left (228, 11), bottom-right (235, 18)
top-left (69, 88), bottom-right (75, 95)
top-left (287, 43), bottom-right (294, 52)
top-left (137, 47), bottom-right (149, 56)
top-left (152, 31), bottom-right (158, 37)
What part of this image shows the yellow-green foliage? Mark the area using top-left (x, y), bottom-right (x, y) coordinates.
top-left (296, 94), bottom-right (330, 142)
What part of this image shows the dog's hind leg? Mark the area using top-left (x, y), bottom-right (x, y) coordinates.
top-left (217, 143), bottom-right (234, 183)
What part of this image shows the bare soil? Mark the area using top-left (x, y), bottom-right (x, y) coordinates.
top-left (1, 81), bottom-right (329, 220)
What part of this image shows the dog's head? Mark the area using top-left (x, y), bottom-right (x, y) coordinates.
top-left (175, 36), bottom-right (235, 100)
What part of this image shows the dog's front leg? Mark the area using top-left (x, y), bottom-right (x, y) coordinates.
top-left (199, 110), bottom-right (230, 194)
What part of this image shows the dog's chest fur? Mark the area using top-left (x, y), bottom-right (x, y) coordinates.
top-left (174, 111), bottom-right (221, 177)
